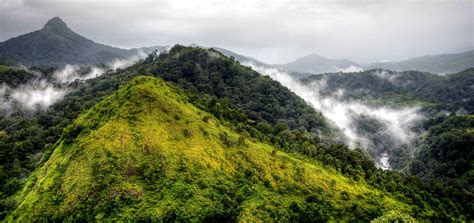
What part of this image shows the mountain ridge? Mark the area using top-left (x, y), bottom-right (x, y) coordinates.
top-left (366, 50), bottom-right (474, 74)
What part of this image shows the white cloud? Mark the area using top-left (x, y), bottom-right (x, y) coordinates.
top-left (337, 65), bottom-right (362, 73)
top-left (54, 65), bottom-right (106, 83)
top-left (1, 79), bottom-right (68, 112)
top-left (108, 50), bottom-right (147, 70)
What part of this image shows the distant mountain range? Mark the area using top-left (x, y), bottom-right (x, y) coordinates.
top-left (275, 53), bottom-right (362, 74)
top-left (215, 47), bottom-right (473, 76)
top-left (0, 17), bottom-right (167, 66)
top-left (365, 50), bottom-right (474, 74)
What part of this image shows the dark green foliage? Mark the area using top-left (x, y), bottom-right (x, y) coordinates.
top-left (411, 115), bottom-right (473, 182)
top-left (408, 114), bottom-right (474, 217)
top-left (182, 128), bottom-right (191, 138)
top-left (0, 68), bottom-right (36, 87)
top-left (147, 46), bottom-right (331, 137)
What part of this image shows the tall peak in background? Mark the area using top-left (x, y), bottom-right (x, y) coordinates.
top-left (41, 17), bottom-right (71, 33)
top-left (0, 17), bottom-right (139, 66)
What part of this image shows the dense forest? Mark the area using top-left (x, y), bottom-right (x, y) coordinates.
top-left (410, 115), bottom-right (473, 189)
top-left (0, 46), bottom-right (472, 221)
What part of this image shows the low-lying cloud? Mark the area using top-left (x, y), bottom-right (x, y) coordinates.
top-left (245, 62), bottom-right (424, 169)
top-left (54, 65), bottom-right (105, 83)
top-left (109, 51), bottom-right (148, 70)
top-left (1, 79), bottom-right (68, 113)
top-left (337, 65), bottom-right (362, 73)
top-left (1, 51), bottom-right (151, 114)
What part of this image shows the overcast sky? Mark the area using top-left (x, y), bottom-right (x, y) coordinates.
top-left (0, 0), bottom-right (472, 64)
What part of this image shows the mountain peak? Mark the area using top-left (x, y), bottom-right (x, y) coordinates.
top-left (42, 17), bottom-right (70, 33)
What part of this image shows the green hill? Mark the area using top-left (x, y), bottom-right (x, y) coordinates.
top-left (7, 76), bottom-right (420, 221)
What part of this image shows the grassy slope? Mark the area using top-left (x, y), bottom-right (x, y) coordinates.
top-left (8, 76), bottom-right (415, 221)
top-left (0, 65), bottom-right (11, 73)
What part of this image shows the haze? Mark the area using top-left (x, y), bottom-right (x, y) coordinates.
top-left (0, 0), bottom-right (472, 64)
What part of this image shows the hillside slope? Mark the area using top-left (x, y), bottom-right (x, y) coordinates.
top-left (8, 76), bottom-right (418, 221)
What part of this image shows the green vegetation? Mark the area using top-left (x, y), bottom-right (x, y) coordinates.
top-left (0, 67), bottom-right (37, 88)
top-left (148, 45), bottom-right (332, 138)
top-left (409, 115), bottom-right (473, 192)
top-left (0, 46), bottom-right (471, 221)
top-left (2, 77), bottom-right (441, 221)
top-left (371, 210), bottom-right (417, 223)
top-left (0, 65), bottom-right (12, 73)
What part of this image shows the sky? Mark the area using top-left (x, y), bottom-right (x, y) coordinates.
top-left (0, 0), bottom-right (473, 64)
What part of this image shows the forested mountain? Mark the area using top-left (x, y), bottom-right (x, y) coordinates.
top-left (276, 53), bottom-right (362, 74)
top-left (301, 68), bottom-right (474, 113)
top-left (4, 76), bottom-right (415, 221)
top-left (0, 17), bottom-right (167, 66)
top-left (1, 46), bottom-right (472, 221)
top-left (366, 50), bottom-right (474, 74)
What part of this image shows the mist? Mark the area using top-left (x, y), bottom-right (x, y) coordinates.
top-left (54, 65), bottom-right (105, 83)
top-left (1, 51), bottom-right (153, 114)
top-left (245, 62), bottom-right (424, 169)
top-left (338, 65), bottom-right (363, 73)
top-left (0, 79), bottom-right (68, 113)
top-left (109, 51), bottom-right (148, 70)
